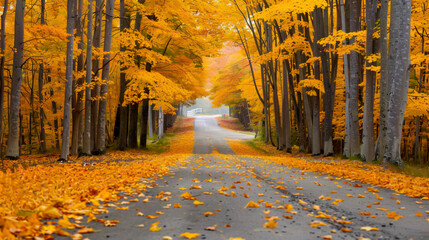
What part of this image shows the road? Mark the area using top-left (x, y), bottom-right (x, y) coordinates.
top-left (80, 116), bottom-right (428, 240)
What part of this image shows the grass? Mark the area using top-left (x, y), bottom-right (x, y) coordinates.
top-left (247, 139), bottom-right (269, 154)
top-left (389, 162), bottom-right (429, 178)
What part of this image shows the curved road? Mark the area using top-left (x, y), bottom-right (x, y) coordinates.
top-left (193, 116), bottom-right (254, 154)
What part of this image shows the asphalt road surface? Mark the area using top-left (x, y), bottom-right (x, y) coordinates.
top-left (74, 116), bottom-right (428, 240)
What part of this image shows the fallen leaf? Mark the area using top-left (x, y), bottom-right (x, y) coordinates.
top-left (341, 228), bottom-right (352, 232)
top-left (146, 215), bottom-right (159, 219)
top-left (263, 219), bottom-right (278, 229)
top-left (321, 235), bottom-right (332, 240)
top-left (78, 227), bottom-right (94, 234)
top-left (180, 232), bottom-right (200, 239)
top-left (193, 200), bottom-right (204, 206)
top-left (149, 222), bottom-right (162, 232)
top-left (244, 200), bottom-right (260, 208)
top-left (137, 224), bottom-right (145, 228)
top-left (310, 221), bottom-right (327, 227)
top-left (204, 224), bottom-right (217, 231)
top-left (360, 226), bottom-right (378, 231)
top-left (174, 203), bottom-right (182, 208)
top-left (204, 212), bottom-right (217, 216)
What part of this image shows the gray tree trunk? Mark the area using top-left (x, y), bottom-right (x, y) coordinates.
top-left (282, 60), bottom-right (291, 152)
top-left (91, 0), bottom-right (104, 152)
top-left (6, 0), bottom-right (25, 159)
top-left (60, 0), bottom-right (75, 161)
top-left (71, 0), bottom-right (84, 156)
top-left (83, 0), bottom-right (93, 155)
top-left (375, 0), bottom-right (389, 160)
top-left (340, 0), bottom-right (351, 157)
top-left (384, 0), bottom-right (412, 166)
top-left (118, 0), bottom-right (130, 150)
top-left (346, 0), bottom-right (361, 157)
top-left (96, 0), bottom-right (115, 153)
top-left (158, 107), bottom-right (164, 139)
top-left (148, 105), bottom-right (153, 138)
top-left (0, 0), bottom-right (9, 156)
top-left (361, 0), bottom-right (378, 162)
top-left (37, 0), bottom-right (46, 153)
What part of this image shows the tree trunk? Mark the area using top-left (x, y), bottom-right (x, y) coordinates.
top-left (0, 0), bottom-right (9, 157)
top-left (82, 0), bottom-right (93, 155)
top-left (375, 0), bottom-right (389, 160)
top-left (59, 0), bottom-right (75, 161)
top-left (148, 104), bottom-right (153, 138)
top-left (6, 0), bottom-right (25, 159)
top-left (282, 60), bottom-right (291, 152)
top-left (346, 0), bottom-right (361, 157)
top-left (361, 0), bottom-right (378, 162)
top-left (91, 0), bottom-right (104, 152)
top-left (384, 0), bottom-right (412, 166)
top-left (96, 0), bottom-right (115, 154)
top-left (71, 0), bottom-right (84, 156)
top-left (118, 0), bottom-right (130, 150)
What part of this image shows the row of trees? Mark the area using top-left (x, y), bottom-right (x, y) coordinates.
top-left (211, 0), bottom-right (426, 166)
top-left (0, 0), bottom-right (225, 160)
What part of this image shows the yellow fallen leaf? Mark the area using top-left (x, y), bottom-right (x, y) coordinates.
top-left (193, 200), bottom-right (204, 206)
top-left (146, 215), bottom-right (159, 219)
top-left (174, 203), bottom-right (182, 208)
top-left (321, 235), bottom-right (332, 240)
top-left (149, 222), bottom-right (162, 232)
top-left (204, 224), bottom-right (217, 231)
top-left (263, 219), bottom-right (278, 229)
top-left (341, 228), bottom-right (352, 232)
top-left (181, 192), bottom-right (195, 200)
top-left (180, 232), bottom-right (200, 239)
top-left (229, 238), bottom-right (246, 240)
top-left (299, 199), bottom-right (308, 205)
top-left (116, 206), bottom-right (129, 210)
top-left (137, 224), bottom-right (145, 228)
top-left (204, 212), bottom-right (217, 216)
top-left (58, 215), bottom-right (75, 229)
top-left (360, 226), bottom-right (378, 231)
top-left (310, 221), bottom-right (327, 227)
top-left (78, 227), bottom-right (94, 234)
top-left (313, 205), bottom-right (320, 210)
top-left (244, 200), bottom-right (260, 208)
top-left (163, 237), bottom-right (173, 240)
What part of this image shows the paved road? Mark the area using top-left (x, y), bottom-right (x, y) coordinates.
top-left (74, 117), bottom-right (428, 240)
top-left (193, 116), bottom-right (254, 154)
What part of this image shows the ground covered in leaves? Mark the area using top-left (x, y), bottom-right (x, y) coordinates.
top-left (1, 117), bottom-right (429, 240)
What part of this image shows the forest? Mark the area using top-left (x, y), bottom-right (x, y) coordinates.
top-left (0, 0), bottom-right (426, 166)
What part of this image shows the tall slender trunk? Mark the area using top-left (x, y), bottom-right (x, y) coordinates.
top-left (347, 0), bottom-right (361, 157)
top-left (59, 0), bottom-right (75, 161)
top-left (96, 0), bottom-right (115, 154)
top-left (37, 0), bottom-right (46, 153)
top-left (375, 0), bottom-right (389, 160)
top-left (91, 0), bottom-right (104, 152)
top-left (6, 0), bottom-right (25, 159)
top-left (385, 0), bottom-right (412, 166)
top-left (361, 0), bottom-right (378, 162)
top-left (83, 0), bottom-right (93, 155)
top-left (129, 0), bottom-right (145, 149)
top-left (282, 59), bottom-right (291, 152)
top-left (0, 0), bottom-right (9, 157)
top-left (118, 0), bottom-right (130, 150)
top-left (71, 0), bottom-right (84, 156)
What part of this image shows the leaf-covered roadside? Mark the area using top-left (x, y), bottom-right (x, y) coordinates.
top-left (228, 140), bottom-right (429, 198)
top-left (0, 128), bottom-right (194, 239)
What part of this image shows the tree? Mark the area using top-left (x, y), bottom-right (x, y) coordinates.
top-left (6, 0), bottom-right (25, 159)
top-left (59, 0), bottom-right (75, 162)
top-left (96, 0), bottom-right (115, 154)
top-left (384, 0), bottom-right (412, 166)
top-left (360, 0), bottom-right (378, 162)
top-left (0, 0), bottom-right (8, 156)
top-left (38, 0), bottom-right (47, 154)
top-left (83, 0), bottom-right (93, 156)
